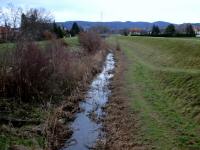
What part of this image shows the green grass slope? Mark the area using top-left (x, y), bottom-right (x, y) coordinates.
top-left (109, 36), bottom-right (200, 149)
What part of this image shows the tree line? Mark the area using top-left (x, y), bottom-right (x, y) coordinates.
top-left (0, 4), bottom-right (82, 42)
top-left (151, 23), bottom-right (195, 37)
top-left (52, 22), bottom-right (81, 38)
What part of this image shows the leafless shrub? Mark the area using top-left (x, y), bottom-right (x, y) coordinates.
top-left (0, 35), bottom-right (106, 104)
top-left (79, 31), bottom-right (102, 54)
top-left (0, 50), bottom-right (14, 97)
top-left (12, 41), bottom-right (51, 102)
top-left (0, 38), bottom-right (70, 103)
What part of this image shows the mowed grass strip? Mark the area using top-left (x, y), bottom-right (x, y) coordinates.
top-left (118, 36), bottom-right (200, 70)
top-left (108, 36), bottom-right (200, 149)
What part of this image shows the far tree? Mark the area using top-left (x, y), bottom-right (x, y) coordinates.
top-left (20, 8), bottom-right (53, 40)
top-left (185, 24), bottom-right (195, 37)
top-left (21, 13), bottom-right (27, 29)
top-left (151, 25), bottom-right (160, 36)
top-left (57, 26), bottom-right (64, 38)
top-left (165, 24), bottom-right (176, 36)
top-left (64, 29), bottom-right (71, 37)
top-left (70, 22), bottom-right (80, 37)
top-left (52, 22), bottom-right (64, 38)
top-left (53, 21), bottom-right (58, 35)
top-left (122, 29), bottom-right (129, 36)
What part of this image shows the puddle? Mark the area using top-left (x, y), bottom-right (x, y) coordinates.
top-left (61, 53), bottom-right (115, 150)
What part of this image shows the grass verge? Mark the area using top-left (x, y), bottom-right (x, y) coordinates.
top-left (108, 36), bottom-right (200, 149)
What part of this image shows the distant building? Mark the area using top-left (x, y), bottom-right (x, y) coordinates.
top-left (193, 26), bottom-right (200, 37)
top-left (0, 26), bottom-right (20, 42)
top-left (129, 28), bottom-right (149, 36)
top-left (129, 28), bottom-right (142, 35)
top-left (0, 26), bottom-right (9, 40)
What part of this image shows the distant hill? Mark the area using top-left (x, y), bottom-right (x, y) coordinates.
top-left (57, 21), bottom-right (172, 30)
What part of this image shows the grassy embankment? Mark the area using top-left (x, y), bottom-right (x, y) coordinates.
top-left (109, 36), bottom-right (200, 149)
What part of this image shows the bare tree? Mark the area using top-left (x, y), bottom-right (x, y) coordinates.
top-left (0, 8), bottom-right (4, 26)
top-left (0, 4), bottom-right (54, 41)
top-left (8, 3), bottom-right (22, 28)
top-left (0, 3), bottom-right (22, 27)
top-left (21, 8), bottom-right (54, 40)
top-left (0, 8), bottom-right (9, 27)
top-left (0, 3), bottom-right (22, 41)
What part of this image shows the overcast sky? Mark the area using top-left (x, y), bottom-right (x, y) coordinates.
top-left (1, 0), bottom-right (200, 23)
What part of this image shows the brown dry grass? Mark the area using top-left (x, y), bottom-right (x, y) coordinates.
top-left (79, 31), bottom-right (102, 54)
top-left (0, 35), bottom-right (108, 150)
top-left (44, 46), bottom-right (108, 150)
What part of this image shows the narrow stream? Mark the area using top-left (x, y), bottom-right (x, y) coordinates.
top-left (61, 53), bottom-right (115, 150)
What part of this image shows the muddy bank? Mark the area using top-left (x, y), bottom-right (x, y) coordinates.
top-left (98, 50), bottom-right (148, 150)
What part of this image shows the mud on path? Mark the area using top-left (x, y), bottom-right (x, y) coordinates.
top-left (98, 50), bottom-right (149, 150)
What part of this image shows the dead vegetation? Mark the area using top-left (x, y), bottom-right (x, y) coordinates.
top-left (0, 32), bottom-right (107, 149)
top-left (44, 48), bottom-right (107, 150)
top-left (79, 31), bottom-right (103, 54)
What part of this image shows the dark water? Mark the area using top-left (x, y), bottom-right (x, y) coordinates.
top-left (61, 53), bottom-right (115, 150)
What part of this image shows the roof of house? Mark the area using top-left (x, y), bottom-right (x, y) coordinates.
top-left (129, 28), bottom-right (144, 32)
top-left (0, 26), bottom-right (10, 34)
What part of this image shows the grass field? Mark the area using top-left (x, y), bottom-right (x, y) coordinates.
top-left (0, 37), bottom-right (79, 63)
top-left (0, 37), bottom-right (79, 51)
top-left (109, 36), bottom-right (200, 149)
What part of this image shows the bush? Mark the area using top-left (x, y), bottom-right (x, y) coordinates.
top-left (12, 42), bottom-right (52, 102)
top-left (0, 39), bottom-right (71, 103)
top-left (43, 31), bottom-right (56, 40)
top-left (0, 32), bottom-right (106, 105)
top-left (78, 31), bottom-right (102, 54)
top-left (0, 37), bottom-right (104, 104)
